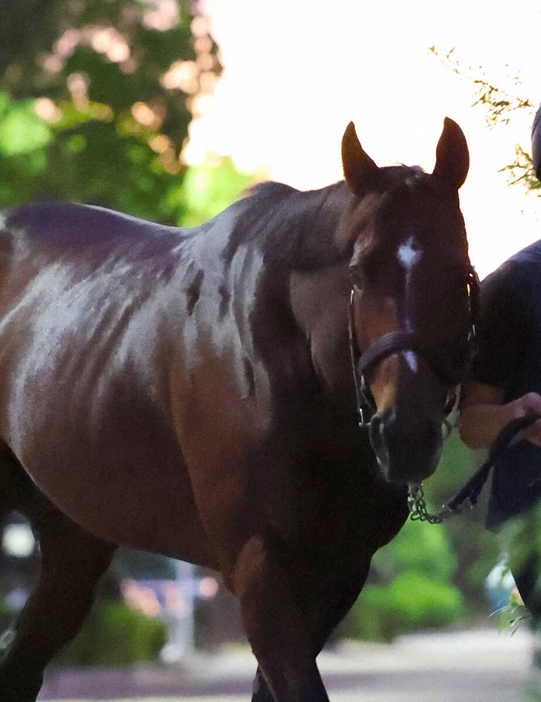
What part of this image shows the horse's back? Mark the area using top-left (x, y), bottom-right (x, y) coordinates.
top-left (1, 201), bottom-right (181, 249)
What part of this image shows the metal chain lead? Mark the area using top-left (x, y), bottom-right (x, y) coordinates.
top-left (407, 485), bottom-right (473, 524)
top-left (408, 415), bottom-right (541, 526)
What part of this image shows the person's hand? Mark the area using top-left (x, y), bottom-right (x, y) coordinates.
top-left (506, 392), bottom-right (541, 447)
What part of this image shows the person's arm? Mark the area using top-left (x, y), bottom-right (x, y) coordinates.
top-left (459, 381), bottom-right (541, 449)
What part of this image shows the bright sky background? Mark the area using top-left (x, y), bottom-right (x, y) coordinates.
top-left (187, 0), bottom-right (541, 277)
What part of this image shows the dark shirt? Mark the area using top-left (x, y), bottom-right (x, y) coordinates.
top-left (471, 240), bottom-right (541, 528)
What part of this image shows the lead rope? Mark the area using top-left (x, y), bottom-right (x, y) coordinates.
top-left (408, 413), bottom-right (541, 524)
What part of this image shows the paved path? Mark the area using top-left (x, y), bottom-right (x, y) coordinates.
top-left (38, 628), bottom-right (534, 702)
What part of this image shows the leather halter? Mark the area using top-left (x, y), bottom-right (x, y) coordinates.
top-left (349, 267), bottom-right (480, 429)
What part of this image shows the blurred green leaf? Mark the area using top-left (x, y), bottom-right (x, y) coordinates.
top-left (182, 157), bottom-right (254, 226)
top-left (0, 101), bottom-right (52, 155)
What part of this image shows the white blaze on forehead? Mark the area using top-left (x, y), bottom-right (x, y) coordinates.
top-left (404, 350), bottom-right (418, 373)
top-left (397, 235), bottom-right (422, 271)
top-left (397, 234), bottom-right (422, 372)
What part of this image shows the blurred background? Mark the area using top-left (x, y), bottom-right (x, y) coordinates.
top-left (0, 0), bottom-right (539, 669)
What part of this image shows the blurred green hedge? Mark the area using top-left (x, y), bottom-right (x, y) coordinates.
top-left (54, 599), bottom-right (167, 667)
top-left (347, 507), bottom-right (466, 642)
top-left (350, 570), bottom-right (465, 642)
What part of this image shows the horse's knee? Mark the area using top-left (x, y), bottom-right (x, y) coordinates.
top-left (230, 536), bottom-right (266, 599)
top-left (231, 538), bottom-right (329, 701)
top-left (233, 537), bottom-right (299, 643)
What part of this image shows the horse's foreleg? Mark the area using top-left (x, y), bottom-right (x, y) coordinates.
top-left (247, 550), bottom-right (374, 702)
top-left (304, 554), bottom-right (373, 654)
top-left (0, 507), bottom-right (116, 702)
top-left (232, 536), bottom-right (330, 702)
top-left (251, 666), bottom-right (278, 702)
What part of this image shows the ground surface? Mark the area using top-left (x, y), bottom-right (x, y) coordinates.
top-left (38, 628), bottom-right (534, 702)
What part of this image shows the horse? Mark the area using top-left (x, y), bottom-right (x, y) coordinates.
top-left (0, 117), bottom-right (474, 702)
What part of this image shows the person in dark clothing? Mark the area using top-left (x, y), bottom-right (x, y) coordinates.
top-left (459, 103), bottom-right (541, 620)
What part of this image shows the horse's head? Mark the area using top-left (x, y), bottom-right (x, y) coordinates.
top-left (341, 118), bottom-right (476, 487)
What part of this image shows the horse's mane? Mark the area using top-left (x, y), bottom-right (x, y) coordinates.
top-left (222, 165), bottom-right (432, 274)
top-left (223, 180), bottom-right (352, 272)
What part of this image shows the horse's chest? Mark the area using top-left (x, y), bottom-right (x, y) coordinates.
top-left (248, 426), bottom-right (366, 552)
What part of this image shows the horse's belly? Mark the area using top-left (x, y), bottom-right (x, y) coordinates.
top-left (34, 451), bottom-right (217, 567)
top-left (4, 382), bottom-right (220, 567)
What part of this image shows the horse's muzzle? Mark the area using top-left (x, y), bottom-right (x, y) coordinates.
top-left (369, 409), bottom-right (442, 485)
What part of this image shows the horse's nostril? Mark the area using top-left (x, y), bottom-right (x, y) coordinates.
top-left (368, 410), bottom-right (443, 484)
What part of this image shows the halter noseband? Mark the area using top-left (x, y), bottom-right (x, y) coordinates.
top-left (349, 267), bottom-right (480, 429)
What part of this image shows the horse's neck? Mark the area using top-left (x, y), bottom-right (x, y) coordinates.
top-left (289, 263), bottom-right (352, 392)
top-left (180, 183), bottom-right (354, 392)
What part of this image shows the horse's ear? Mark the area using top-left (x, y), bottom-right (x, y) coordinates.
top-left (432, 117), bottom-right (469, 190)
top-left (342, 122), bottom-right (381, 196)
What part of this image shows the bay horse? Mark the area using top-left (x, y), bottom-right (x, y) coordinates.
top-left (0, 117), bottom-right (473, 702)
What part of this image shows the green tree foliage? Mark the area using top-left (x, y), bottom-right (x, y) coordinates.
top-left (429, 47), bottom-right (534, 128)
top-left (181, 156), bottom-right (254, 226)
top-left (431, 46), bottom-right (540, 192)
top-left (0, 0), bottom-right (224, 222)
